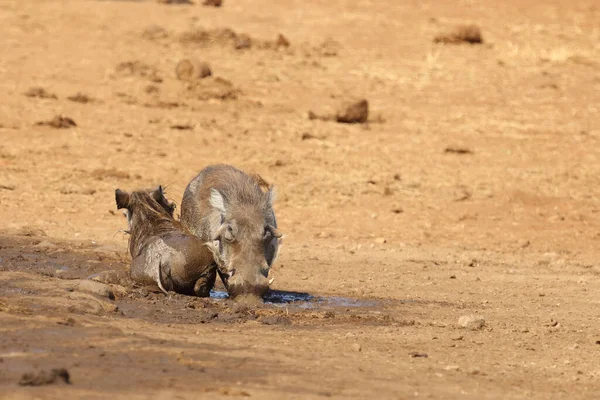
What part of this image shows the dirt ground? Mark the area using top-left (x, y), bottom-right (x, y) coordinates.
top-left (1, 0), bottom-right (600, 398)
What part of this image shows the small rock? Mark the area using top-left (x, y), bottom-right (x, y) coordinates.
top-left (24, 87), bottom-right (57, 99)
top-left (458, 315), bottom-right (485, 330)
top-left (19, 368), bottom-right (71, 386)
top-left (467, 367), bottom-right (481, 375)
top-left (57, 317), bottom-right (76, 326)
top-left (176, 59), bottom-right (212, 81)
top-left (519, 240), bottom-right (531, 248)
top-left (35, 240), bottom-right (58, 250)
top-left (374, 237), bottom-right (387, 244)
top-left (234, 34), bottom-right (252, 50)
top-left (158, 0), bottom-right (192, 4)
top-left (409, 351), bottom-right (428, 358)
top-left (203, 0), bottom-right (222, 6)
top-left (67, 93), bottom-right (94, 103)
top-left (36, 115), bottom-right (77, 129)
top-left (77, 280), bottom-right (115, 300)
top-left (434, 24), bottom-right (483, 44)
top-left (450, 334), bottom-right (463, 341)
top-left (444, 365), bottom-right (460, 371)
top-left (444, 147), bottom-right (472, 155)
top-left (276, 34), bottom-right (290, 47)
top-left (351, 343), bottom-right (362, 352)
top-left (336, 99), bottom-right (369, 124)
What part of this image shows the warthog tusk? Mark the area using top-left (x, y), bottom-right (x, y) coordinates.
top-left (268, 277), bottom-right (275, 285)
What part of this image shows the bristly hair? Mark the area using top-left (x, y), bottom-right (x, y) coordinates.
top-left (127, 190), bottom-right (188, 257)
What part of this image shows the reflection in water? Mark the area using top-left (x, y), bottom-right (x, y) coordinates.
top-left (209, 289), bottom-right (378, 309)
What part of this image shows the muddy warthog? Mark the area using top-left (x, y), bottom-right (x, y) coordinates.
top-left (181, 165), bottom-right (282, 298)
top-left (115, 186), bottom-right (218, 297)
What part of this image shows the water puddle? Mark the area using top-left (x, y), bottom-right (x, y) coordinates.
top-left (209, 289), bottom-right (379, 309)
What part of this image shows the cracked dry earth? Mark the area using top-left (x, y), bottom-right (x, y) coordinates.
top-left (1, 0), bottom-right (600, 399)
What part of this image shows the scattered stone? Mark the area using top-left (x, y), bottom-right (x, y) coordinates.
top-left (67, 93), bottom-right (94, 103)
top-left (19, 368), bottom-right (71, 386)
top-left (57, 317), bottom-right (76, 326)
top-left (145, 85), bottom-right (159, 94)
top-left (316, 37), bottom-right (342, 56)
top-left (259, 315), bottom-right (291, 325)
top-left (351, 343), bottom-right (362, 352)
top-left (444, 365), bottom-right (460, 371)
top-left (77, 280), bottom-right (115, 300)
top-left (336, 99), bottom-right (369, 124)
top-left (176, 59), bottom-right (212, 81)
top-left (35, 240), bottom-right (58, 250)
top-left (203, 0), bottom-right (222, 6)
top-left (444, 147), bottom-right (472, 155)
top-left (458, 315), bottom-right (486, 330)
top-left (409, 351), bottom-right (428, 358)
top-left (16, 227), bottom-right (47, 237)
top-left (451, 334), bottom-right (463, 341)
top-left (115, 61), bottom-right (161, 83)
top-left (24, 87), bottom-right (57, 99)
top-left (142, 25), bottom-right (169, 41)
top-left (467, 367), bottom-right (481, 375)
top-left (36, 115), bottom-right (77, 129)
top-left (434, 25), bottom-right (483, 44)
top-left (158, 0), bottom-right (192, 4)
top-left (170, 124), bottom-right (194, 130)
top-left (185, 77), bottom-right (239, 101)
top-left (0, 184), bottom-right (16, 191)
top-left (450, 275), bottom-right (457, 279)
top-left (519, 240), bottom-right (531, 248)
top-left (276, 34), bottom-right (290, 47)
top-left (392, 208), bottom-right (403, 214)
top-left (234, 33), bottom-right (252, 50)
top-left (374, 237), bottom-right (387, 244)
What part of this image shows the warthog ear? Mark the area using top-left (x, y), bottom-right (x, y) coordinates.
top-left (209, 188), bottom-right (226, 214)
top-left (155, 185), bottom-right (165, 198)
top-left (267, 224), bottom-right (282, 238)
top-left (115, 189), bottom-right (130, 210)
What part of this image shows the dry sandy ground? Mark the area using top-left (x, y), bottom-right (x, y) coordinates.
top-left (1, 0), bottom-right (600, 398)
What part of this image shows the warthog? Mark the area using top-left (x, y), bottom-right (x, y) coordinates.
top-left (181, 165), bottom-right (282, 298)
top-left (115, 186), bottom-right (218, 297)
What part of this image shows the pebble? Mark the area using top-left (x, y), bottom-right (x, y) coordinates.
top-left (77, 280), bottom-right (115, 300)
top-left (450, 334), bottom-right (463, 341)
top-left (351, 343), bottom-right (362, 352)
top-left (335, 99), bottom-right (369, 123)
top-left (458, 315), bottom-right (486, 330)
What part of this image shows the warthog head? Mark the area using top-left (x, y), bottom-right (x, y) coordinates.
top-left (205, 187), bottom-right (282, 298)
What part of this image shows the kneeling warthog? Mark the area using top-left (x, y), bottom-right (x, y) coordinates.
top-left (181, 165), bottom-right (282, 298)
top-left (115, 186), bottom-right (218, 296)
